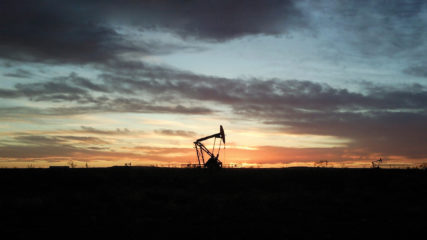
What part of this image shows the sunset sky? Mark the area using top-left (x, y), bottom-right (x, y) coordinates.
top-left (1, 0), bottom-right (427, 168)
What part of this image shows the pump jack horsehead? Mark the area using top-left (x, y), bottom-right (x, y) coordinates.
top-left (194, 125), bottom-right (226, 169)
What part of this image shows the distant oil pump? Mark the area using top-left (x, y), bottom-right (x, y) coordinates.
top-left (372, 158), bottom-right (382, 168)
top-left (314, 160), bottom-right (328, 168)
top-left (194, 125), bottom-right (225, 169)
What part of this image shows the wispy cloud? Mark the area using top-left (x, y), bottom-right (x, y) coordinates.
top-left (3, 69), bottom-right (33, 78)
top-left (154, 129), bottom-right (196, 138)
top-left (79, 126), bottom-right (131, 135)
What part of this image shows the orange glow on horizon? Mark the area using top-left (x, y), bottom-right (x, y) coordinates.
top-left (2, 143), bottom-right (426, 169)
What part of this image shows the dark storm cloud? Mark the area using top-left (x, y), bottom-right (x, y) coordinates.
top-left (0, 1), bottom-right (200, 64)
top-left (0, 0), bottom-right (123, 64)
top-left (2, 0), bottom-right (426, 66)
top-left (0, 0), bottom-right (305, 64)
top-left (115, 0), bottom-right (306, 41)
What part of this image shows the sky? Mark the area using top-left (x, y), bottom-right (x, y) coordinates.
top-left (1, 0), bottom-right (427, 168)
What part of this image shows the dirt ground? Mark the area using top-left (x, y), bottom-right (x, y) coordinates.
top-left (1, 167), bottom-right (425, 239)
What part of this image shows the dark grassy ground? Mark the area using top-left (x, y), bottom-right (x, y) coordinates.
top-left (1, 167), bottom-right (426, 239)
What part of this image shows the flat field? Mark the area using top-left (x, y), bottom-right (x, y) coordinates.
top-left (1, 167), bottom-right (426, 239)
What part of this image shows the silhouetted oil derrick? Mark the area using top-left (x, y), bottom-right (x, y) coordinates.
top-left (371, 158), bottom-right (420, 169)
top-left (193, 125), bottom-right (226, 169)
top-left (372, 158), bottom-right (383, 168)
top-left (314, 160), bottom-right (328, 168)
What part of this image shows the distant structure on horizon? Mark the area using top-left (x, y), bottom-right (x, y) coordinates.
top-left (371, 158), bottom-right (425, 169)
top-left (191, 125), bottom-right (226, 169)
top-left (49, 166), bottom-right (70, 169)
top-left (314, 160), bottom-right (328, 168)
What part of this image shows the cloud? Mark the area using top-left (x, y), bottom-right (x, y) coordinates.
top-left (0, 89), bottom-right (21, 98)
top-left (3, 69), bottom-right (33, 78)
top-left (79, 126), bottom-right (131, 135)
top-left (0, 1), bottom-right (122, 64)
top-left (154, 129), bottom-right (196, 138)
top-left (2, 0), bottom-right (427, 163)
top-left (0, 0), bottom-right (306, 65)
top-left (3, 0), bottom-right (427, 165)
top-left (0, 139), bottom-right (192, 164)
top-left (0, 70), bottom-right (215, 116)
top-left (264, 111), bottom-right (427, 158)
top-left (56, 136), bottom-right (110, 145)
top-left (2, 60), bottom-right (427, 160)
top-left (0, 103), bottom-right (213, 118)
top-left (69, 73), bottom-right (110, 93)
top-left (2, 0), bottom-right (426, 67)
top-left (14, 135), bottom-right (109, 145)
top-left (0, 144), bottom-right (141, 161)
top-left (104, 71), bottom-right (427, 158)
top-left (14, 135), bottom-right (62, 145)
top-left (116, 0), bottom-right (306, 41)
top-left (15, 79), bottom-right (89, 102)
top-left (0, 144), bottom-right (82, 159)
top-left (306, 0), bottom-right (427, 58)
top-left (1, 138), bottom-right (419, 166)
top-left (403, 64), bottom-right (427, 78)
top-left (96, 67), bottom-right (427, 112)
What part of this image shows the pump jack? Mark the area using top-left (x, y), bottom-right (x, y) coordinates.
top-left (194, 125), bottom-right (225, 169)
top-left (372, 158), bottom-right (382, 168)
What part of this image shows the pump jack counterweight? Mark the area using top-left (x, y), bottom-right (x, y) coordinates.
top-left (194, 125), bottom-right (225, 169)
